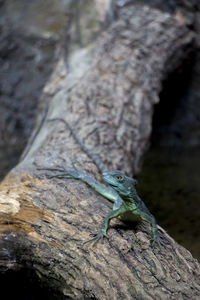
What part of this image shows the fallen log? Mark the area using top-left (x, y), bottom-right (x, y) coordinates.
top-left (0, 3), bottom-right (200, 299)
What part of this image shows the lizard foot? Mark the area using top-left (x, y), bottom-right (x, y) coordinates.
top-left (152, 235), bottom-right (169, 249)
top-left (37, 167), bottom-right (66, 172)
top-left (83, 231), bottom-right (108, 246)
top-left (45, 173), bottom-right (70, 179)
top-left (38, 168), bottom-right (82, 180)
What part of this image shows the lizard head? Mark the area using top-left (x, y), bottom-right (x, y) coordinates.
top-left (103, 170), bottom-right (137, 197)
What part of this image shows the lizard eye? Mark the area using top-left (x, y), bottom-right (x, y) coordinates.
top-left (116, 176), bottom-right (122, 181)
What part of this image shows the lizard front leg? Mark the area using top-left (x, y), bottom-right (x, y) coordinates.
top-left (137, 210), bottom-right (164, 247)
top-left (84, 205), bottom-right (126, 246)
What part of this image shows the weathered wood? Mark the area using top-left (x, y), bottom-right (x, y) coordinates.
top-left (0, 3), bottom-right (200, 299)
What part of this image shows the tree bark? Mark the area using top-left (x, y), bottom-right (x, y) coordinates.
top-left (0, 3), bottom-right (200, 299)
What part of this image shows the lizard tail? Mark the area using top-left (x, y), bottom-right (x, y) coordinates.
top-left (48, 118), bottom-right (108, 174)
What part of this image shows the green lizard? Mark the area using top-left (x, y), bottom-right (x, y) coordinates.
top-left (40, 118), bottom-right (164, 247)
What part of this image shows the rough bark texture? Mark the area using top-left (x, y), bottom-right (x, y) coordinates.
top-left (0, 2), bottom-right (200, 300)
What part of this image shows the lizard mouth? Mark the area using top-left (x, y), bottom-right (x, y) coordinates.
top-left (109, 182), bottom-right (118, 188)
top-left (103, 173), bottom-right (120, 189)
top-left (103, 177), bottom-right (118, 188)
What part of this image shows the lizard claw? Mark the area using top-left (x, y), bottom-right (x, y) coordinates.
top-left (45, 173), bottom-right (72, 179)
top-left (152, 235), bottom-right (169, 249)
top-left (40, 169), bottom-right (82, 180)
top-left (46, 174), bottom-right (56, 179)
top-left (83, 230), bottom-right (108, 246)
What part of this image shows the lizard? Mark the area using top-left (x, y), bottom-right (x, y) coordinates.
top-left (40, 118), bottom-right (164, 247)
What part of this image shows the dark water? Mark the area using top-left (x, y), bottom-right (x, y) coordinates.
top-left (0, 144), bottom-right (24, 180)
top-left (138, 146), bottom-right (200, 260)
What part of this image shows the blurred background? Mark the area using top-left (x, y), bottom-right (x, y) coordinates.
top-left (0, 0), bottom-right (200, 265)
